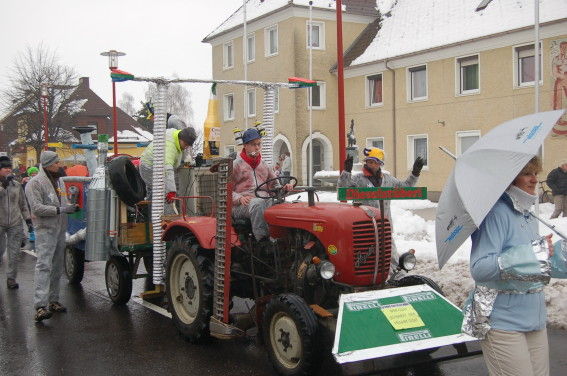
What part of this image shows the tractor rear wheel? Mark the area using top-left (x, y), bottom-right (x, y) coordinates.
top-left (263, 294), bottom-right (320, 376)
top-left (166, 236), bottom-right (214, 343)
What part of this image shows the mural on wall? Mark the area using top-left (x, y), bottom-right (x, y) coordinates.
top-left (551, 38), bottom-right (567, 135)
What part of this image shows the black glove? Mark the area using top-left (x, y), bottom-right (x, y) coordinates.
top-left (25, 218), bottom-right (32, 226)
top-left (412, 157), bottom-right (425, 176)
top-left (60, 204), bottom-right (79, 214)
top-left (344, 155), bottom-right (353, 173)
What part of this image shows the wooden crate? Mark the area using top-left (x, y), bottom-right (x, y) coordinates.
top-left (119, 222), bottom-right (152, 246)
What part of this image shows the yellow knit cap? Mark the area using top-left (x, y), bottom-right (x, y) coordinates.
top-left (363, 147), bottom-right (384, 165)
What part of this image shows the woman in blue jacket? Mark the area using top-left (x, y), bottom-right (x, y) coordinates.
top-left (462, 156), bottom-right (556, 376)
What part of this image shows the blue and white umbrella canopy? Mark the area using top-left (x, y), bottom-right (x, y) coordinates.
top-left (436, 110), bottom-right (565, 269)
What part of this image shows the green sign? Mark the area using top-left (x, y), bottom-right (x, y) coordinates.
top-left (332, 285), bottom-right (476, 364)
top-left (337, 187), bottom-right (427, 201)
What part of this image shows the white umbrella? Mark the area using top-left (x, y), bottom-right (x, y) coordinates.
top-left (436, 110), bottom-right (565, 268)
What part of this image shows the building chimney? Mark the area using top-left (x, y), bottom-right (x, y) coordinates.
top-left (79, 77), bottom-right (90, 88)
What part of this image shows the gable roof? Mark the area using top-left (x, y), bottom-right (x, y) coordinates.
top-left (348, 0), bottom-right (567, 68)
top-left (203, 0), bottom-right (347, 42)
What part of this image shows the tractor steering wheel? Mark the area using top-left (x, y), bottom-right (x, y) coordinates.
top-left (254, 176), bottom-right (298, 200)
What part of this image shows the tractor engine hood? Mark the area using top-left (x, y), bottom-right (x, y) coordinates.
top-left (265, 202), bottom-right (393, 286)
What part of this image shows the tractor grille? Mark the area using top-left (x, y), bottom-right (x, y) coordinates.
top-left (352, 219), bottom-right (392, 278)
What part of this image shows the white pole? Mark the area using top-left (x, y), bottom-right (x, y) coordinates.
top-left (535, 0), bottom-right (541, 215)
top-left (535, 0), bottom-right (540, 113)
top-left (243, 0), bottom-right (248, 128)
top-left (308, 1), bottom-right (313, 186)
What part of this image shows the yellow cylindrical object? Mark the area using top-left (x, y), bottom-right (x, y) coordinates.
top-left (203, 93), bottom-right (221, 160)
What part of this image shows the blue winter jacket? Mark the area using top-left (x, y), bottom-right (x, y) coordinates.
top-left (470, 193), bottom-right (546, 332)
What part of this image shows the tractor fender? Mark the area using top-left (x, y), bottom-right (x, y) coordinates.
top-left (162, 216), bottom-right (240, 249)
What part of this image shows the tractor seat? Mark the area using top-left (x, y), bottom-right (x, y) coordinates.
top-left (232, 217), bottom-right (252, 233)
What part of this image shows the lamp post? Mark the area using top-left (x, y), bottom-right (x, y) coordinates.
top-left (100, 49), bottom-right (126, 156)
top-left (41, 83), bottom-right (49, 150)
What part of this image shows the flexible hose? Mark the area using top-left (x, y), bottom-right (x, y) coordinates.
top-left (152, 82), bottom-right (168, 285)
top-left (262, 86), bottom-right (275, 166)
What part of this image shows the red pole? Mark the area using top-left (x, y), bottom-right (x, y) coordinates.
top-left (112, 79), bottom-right (118, 155)
top-left (42, 96), bottom-right (49, 150)
top-left (336, 0), bottom-right (346, 170)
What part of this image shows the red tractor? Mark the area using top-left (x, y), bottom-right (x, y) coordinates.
top-left (161, 160), bottom-right (444, 375)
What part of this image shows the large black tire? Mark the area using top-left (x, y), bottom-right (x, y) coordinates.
top-left (263, 294), bottom-right (321, 376)
top-left (108, 156), bottom-right (146, 206)
top-left (105, 255), bottom-right (133, 305)
top-left (396, 275), bottom-right (444, 296)
top-left (166, 236), bottom-right (214, 343)
top-left (64, 246), bottom-right (85, 284)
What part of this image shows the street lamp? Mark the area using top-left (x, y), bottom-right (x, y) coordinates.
top-left (40, 83), bottom-right (49, 150)
top-left (100, 49), bottom-right (126, 156)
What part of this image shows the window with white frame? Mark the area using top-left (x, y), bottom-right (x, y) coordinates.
top-left (366, 137), bottom-right (384, 150)
top-left (308, 82), bottom-right (326, 109)
top-left (456, 130), bottom-right (480, 155)
top-left (223, 41), bottom-right (233, 69)
top-left (515, 43), bottom-right (542, 86)
top-left (265, 25), bottom-right (278, 57)
top-left (274, 87), bottom-right (280, 113)
top-left (306, 21), bottom-right (325, 50)
top-left (224, 93), bottom-right (234, 121)
top-left (247, 33), bottom-right (255, 63)
top-left (366, 74), bottom-right (383, 106)
top-left (457, 55), bottom-right (479, 94)
top-left (247, 89), bottom-right (256, 117)
top-left (408, 135), bottom-right (428, 169)
top-left (225, 145), bottom-right (236, 157)
top-left (408, 65), bottom-right (427, 101)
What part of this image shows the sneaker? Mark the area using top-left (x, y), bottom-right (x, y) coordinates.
top-left (7, 278), bottom-right (19, 289)
top-left (35, 307), bottom-right (52, 322)
top-left (48, 302), bottom-right (67, 313)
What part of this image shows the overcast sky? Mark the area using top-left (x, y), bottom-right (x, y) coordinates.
top-left (0, 0), bottom-right (244, 129)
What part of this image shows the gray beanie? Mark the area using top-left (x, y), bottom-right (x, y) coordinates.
top-left (178, 127), bottom-right (197, 147)
top-left (40, 150), bottom-right (59, 167)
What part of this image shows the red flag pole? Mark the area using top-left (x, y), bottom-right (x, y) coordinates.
top-left (336, 0), bottom-right (346, 170)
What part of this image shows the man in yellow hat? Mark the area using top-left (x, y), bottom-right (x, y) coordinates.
top-left (338, 147), bottom-right (424, 276)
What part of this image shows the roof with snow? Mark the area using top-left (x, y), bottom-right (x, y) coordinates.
top-left (203, 0), bottom-right (350, 42)
top-left (349, 0), bottom-right (567, 67)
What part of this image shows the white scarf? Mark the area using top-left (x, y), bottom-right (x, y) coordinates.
top-left (505, 185), bottom-right (537, 214)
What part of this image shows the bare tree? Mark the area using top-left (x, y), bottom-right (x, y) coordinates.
top-left (118, 92), bottom-right (136, 116)
top-left (1, 45), bottom-right (78, 160)
top-left (145, 81), bottom-right (195, 127)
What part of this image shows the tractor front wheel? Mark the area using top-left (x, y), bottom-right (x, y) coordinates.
top-left (263, 294), bottom-right (320, 376)
top-left (166, 237), bottom-right (214, 343)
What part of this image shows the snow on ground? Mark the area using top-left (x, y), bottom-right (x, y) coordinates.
top-left (292, 191), bottom-right (567, 328)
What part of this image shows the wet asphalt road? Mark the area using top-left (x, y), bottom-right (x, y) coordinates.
top-left (1, 251), bottom-right (566, 376)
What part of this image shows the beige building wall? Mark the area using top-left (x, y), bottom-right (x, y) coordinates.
top-left (208, 9), bottom-right (369, 183)
top-left (345, 32), bottom-right (567, 198)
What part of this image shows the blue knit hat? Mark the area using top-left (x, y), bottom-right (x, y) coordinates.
top-left (242, 128), bottom-right (261, 144)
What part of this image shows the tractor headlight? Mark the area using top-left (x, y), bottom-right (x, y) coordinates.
top-left (319, 261), bottom-right (335, 280)
top-left (399, 251), bottom-right (416, 271)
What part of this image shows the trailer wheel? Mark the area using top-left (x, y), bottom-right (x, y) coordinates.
top-left (64, 246), bottom-right (85, 284)
top-left (263, 294), bottom-right (320, 376)
top-left (166, 237), bottom-right (213, 343)
top-left (105, 255), bottom-right (133, 304)
top-left (108, 156), bottom-right (146, 206)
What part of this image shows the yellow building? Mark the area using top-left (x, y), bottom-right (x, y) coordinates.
top-left (205, 0), bottom-right (567, 198)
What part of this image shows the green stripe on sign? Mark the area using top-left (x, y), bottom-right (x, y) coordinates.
top-left (338, 293), bottom-right (463, 353)
top-left (338, 187), bottom-right (427, 201)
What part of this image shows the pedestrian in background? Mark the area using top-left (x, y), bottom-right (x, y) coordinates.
top-left (462, 157), bottom-right (552, 376)
top-left (25, 151), bottom-right (78, 322)
top-left (280, 152), bottom-right (291, 184)
top-left (546, 159), bottom-right (567, 218)
top-left (338, 147), bottom-right (424, 276)
top-left (0, 156), bottom-right (31, 289)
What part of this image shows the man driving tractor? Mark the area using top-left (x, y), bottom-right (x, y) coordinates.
top-left (231, 128), bottom-right (293, 244)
